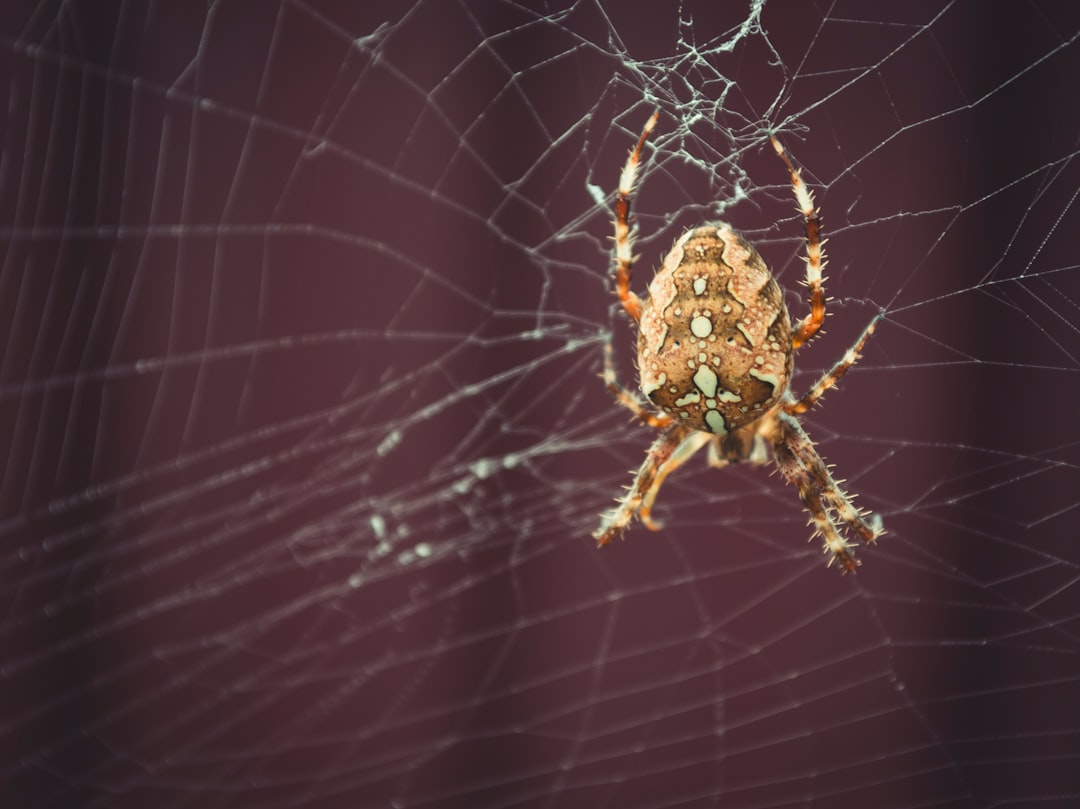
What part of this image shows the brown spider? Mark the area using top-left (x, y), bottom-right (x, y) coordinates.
top-left (593, 112), bottom-right (884, 571)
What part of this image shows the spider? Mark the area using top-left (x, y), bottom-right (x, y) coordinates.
top-left (593, 111), bottom-right (884, 572)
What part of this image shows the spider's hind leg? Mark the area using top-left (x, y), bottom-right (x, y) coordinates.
top-left (770, 134), bottom-right (825, 350)
top-left (611, 110), bottom-right (659, 323)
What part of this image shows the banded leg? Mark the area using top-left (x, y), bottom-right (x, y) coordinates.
top-left (612, 110), bottom-right (660, 323)
top-left (638, 431), bottom-right (712, 529)
top-left (770, 135), bottom-right (826, 350)
top-left (774, 411), bottom-right (883, 569)
top-left (594, 423), bottom-right (691, 546)
top-left (785, 313), bottom-right (882, 416)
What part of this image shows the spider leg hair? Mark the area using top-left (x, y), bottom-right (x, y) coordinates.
top-left (770, 411), bottom-right (883, 571)
top-left (594, 423), bottom-right (692, 546)
top-left (612, 110), bottom-right (659, 323)
top-left (639, 432), bottom-right (712, 530)
top-left (786, 313), bottom-right (882, 416)
top-left (770, 134), bottom-right (825, 350)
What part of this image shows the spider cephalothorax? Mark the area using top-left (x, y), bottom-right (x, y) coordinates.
top-left (594, 112), bottom-right (884, 571)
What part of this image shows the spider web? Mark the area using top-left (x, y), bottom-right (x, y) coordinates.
top-left (2, 1), bottom-right (1079, 807)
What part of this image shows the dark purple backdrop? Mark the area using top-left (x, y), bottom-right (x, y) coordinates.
top-left (2, 2), bottom-right (1079, 808)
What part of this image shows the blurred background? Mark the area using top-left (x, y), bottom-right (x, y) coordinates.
top-left (2, 2), bottom-right (1078, 807)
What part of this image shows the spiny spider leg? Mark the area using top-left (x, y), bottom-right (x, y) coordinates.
top-left (638, 432), bottom-right (712, 530)
top-left (771, 412), bottom-right (861, 571)
top-left (771, 135), bottom-right (826, 350)
top-left (612, 110), bottom-right (659, 323)
top-left (786, 313), bottom-right (883, 416)
top-left (594, 423), bottom-right (691, 546)
top-left (773, 410), bottom-right (881, 565)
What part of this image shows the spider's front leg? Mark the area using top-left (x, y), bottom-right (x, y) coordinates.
top-left (771, 411), bottom-right (881, 571)
top-left (594, 423), bottom-right (695, 546)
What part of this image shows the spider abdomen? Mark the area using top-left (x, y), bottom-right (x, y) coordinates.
top-left (636, 224), bottom-right (793, 435)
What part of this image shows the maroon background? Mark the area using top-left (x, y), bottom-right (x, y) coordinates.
top-left (2, 2), bottom-right (1079, 808)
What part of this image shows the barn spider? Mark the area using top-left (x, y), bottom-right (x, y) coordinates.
top-left (594, 112), bottom-right (884, 571)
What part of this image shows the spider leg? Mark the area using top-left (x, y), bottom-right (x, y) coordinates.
top-left (612, 110), bottom-right (660, 323)
top-left (639, 431), bottom-right (712, 529)
top-left (594, 423), bottom-right (692, 546)
top-left (602, 335), bottom-right (673, 429)
top-left (785, 313), bottom-right (882, 416)
top-left (770, 135), bottom-right (825, 350)
top-left (771, 411), bottom-right (883, 571)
